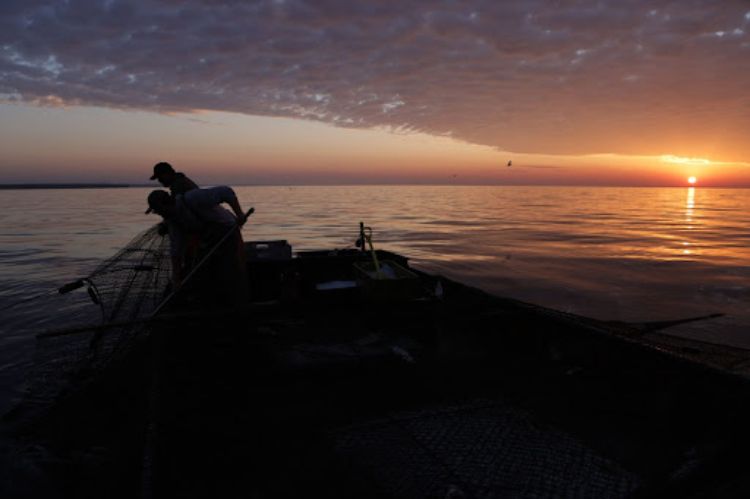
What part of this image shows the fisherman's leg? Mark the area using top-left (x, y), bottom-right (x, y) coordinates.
top-left (234, 230), bottom-right (249, 304)
top-left (210, 229), bottom-right (248, 309)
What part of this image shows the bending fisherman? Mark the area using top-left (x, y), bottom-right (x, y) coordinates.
top-left (145, 186), bottom-right (249, 307)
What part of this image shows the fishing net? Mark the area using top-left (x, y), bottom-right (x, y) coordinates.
top-left (331, 400), bottom-right (641, 498)
top-left (68, 224), bottom-right (172, 324)
top-left (21, 224), bottom-right (172, 414)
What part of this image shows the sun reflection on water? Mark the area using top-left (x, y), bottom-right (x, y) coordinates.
top-left (681, 187), bottom-right (696, 256)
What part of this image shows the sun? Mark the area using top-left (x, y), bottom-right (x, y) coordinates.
top-left (687, 176), bottom-right (697, 185)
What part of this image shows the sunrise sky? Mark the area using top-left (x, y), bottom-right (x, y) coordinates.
top-left (1, 1), bottom-right (749, 186)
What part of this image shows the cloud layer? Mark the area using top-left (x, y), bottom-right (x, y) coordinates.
top-left (1, 0), bottom-right (749, 160)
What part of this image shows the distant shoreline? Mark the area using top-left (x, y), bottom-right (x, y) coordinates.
top-left (0, 183), bottom-right (746, 190)
top-left (0, 183), bottom-right (143, 190)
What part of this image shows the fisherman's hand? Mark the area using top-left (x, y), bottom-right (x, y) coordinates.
top-left (234, 207), bottom-right (253, 226)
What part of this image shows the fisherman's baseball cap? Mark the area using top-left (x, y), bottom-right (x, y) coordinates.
top-left (150, 162), bottom-right (175, 180)
top-left (145, 190), bottom-right (171, 214)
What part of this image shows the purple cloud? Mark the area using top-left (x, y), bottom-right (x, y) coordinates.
top-left (1, 0), bottom-right (748, 159)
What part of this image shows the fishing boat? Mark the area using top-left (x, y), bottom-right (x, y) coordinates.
top-left (5, 223), bottom-right (750, 498)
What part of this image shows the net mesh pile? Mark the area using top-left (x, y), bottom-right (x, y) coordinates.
top-left (26, 224), bottom-right (171, 409)
top-left (332, 400), bottom-right (641, 499)
top-left (82, 224), bottom-right (172, 324)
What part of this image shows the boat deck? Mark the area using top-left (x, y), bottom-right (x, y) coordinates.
top-left (8, 246), bottom-right (750, 498)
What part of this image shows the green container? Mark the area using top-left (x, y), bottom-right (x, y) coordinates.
top-left (353, 260), bottom-right (423, 301)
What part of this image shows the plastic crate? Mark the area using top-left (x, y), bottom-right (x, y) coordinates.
top-left (245, 240), bottom-right (292, 261)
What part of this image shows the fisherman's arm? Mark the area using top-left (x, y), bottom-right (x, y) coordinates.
top-left (226, 194), bottom-right (247, 226)
top-left (197, 186), bottom-right (247, 225)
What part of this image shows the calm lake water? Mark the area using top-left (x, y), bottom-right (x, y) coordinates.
top-left (0, 185), bottom-right (749, 414)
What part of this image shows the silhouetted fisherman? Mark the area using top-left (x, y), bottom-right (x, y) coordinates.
top-left (145, 186), bottom-right (249, 307)
top-left (150, 162), bottom-right (199, 197)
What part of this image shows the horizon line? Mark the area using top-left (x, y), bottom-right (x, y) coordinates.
top-left (1, 182), bottom-right (748, 190)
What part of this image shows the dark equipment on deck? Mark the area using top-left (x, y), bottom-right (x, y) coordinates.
top-left (6, 221), bottom-right (750, 499)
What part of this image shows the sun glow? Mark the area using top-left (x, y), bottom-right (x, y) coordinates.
top-left (688, 176), bottom-right (697, 184)
top-left (661, 155), bottom-right (711, 165)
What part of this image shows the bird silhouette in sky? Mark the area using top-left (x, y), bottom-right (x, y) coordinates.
top-left (507, 160), bottom-right (512, 167)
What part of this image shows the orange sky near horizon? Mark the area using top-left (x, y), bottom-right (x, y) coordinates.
top-left (0, 103), bottom-right (747, 186)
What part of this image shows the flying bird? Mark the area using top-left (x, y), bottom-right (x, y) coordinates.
top-left (507, 160), bottom-right (512, 167)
